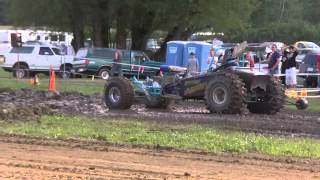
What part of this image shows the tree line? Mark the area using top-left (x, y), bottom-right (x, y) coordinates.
top-left (3, 0), bottom-right (320, 59)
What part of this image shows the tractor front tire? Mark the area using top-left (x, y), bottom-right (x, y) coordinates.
top-left (104, 77), bottom-right (134, 109)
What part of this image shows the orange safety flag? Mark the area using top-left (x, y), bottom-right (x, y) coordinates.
top-left (286, 89), bottom-right (298, 98)
top-left (30, 75), bottom-right (40, 86)
top-left (300, 89), bottom-right (307, 97)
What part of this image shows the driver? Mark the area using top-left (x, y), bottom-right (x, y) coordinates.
top-left (221, 48), bottom-right (238, 70)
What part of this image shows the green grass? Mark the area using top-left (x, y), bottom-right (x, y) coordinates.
top-left (1, 115), bottom-right (320, 159)
top-left (0, 68), bottom-right (104, 94)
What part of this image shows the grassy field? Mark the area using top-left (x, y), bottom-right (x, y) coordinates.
top-left (0, 115), bottom-right (319, 159)
top-left (0, 68), bottom-right (104, 94)
top-left (0, 68), bottom-right (319, 112)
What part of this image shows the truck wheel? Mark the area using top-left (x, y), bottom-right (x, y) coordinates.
top-left (205, 73), bottom-right (246, 114)
top-left (13, 64), bottom-right (29, 79)
top-left (104, 77), bottom-right (134, 109)
top-left (247, 77), bottom-right (285, 114)
top-left (99, 68), bottom-right (110, 80)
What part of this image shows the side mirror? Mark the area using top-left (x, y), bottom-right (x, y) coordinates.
top-left (44, 52), bottom-right (50, 55)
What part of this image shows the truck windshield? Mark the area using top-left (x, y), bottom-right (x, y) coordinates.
top-left (10, 47), bottom-right (34, 54)
top-left (132, 52), bottom-right (150, 61)
top-left (52, 48), bottom-right (61, 55)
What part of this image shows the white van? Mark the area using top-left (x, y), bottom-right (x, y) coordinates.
top-left (0, 44), bottom-right (74, 78)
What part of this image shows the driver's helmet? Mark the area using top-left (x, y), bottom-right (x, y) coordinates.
top-left (223, 48), bottom-right (234, 60)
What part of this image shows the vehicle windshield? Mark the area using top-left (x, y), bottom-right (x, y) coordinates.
top-left (52, 48), bottom-right (61, 55)
top-left (304, 42), bottom-right (320, 48)
top-left (76, 49), bottom-right (89, 58)
top-left (10, 47), bottom-right (34, 54)
top-left (132, 52), bottom-right (150, 61)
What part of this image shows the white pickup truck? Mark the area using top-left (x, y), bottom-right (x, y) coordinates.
top-left (0, 44), bottom-right (74, 78)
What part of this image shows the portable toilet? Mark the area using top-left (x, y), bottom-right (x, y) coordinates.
top-left (183, 41), bottom-right (212, 72)
top-left (166, 41), bottom-right (187, 66)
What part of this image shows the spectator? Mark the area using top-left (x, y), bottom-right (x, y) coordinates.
top-left (281, 47), bottom-right (289, 84)
top-left (111, 49), bottom-right (123, 76)
top-left (285, 46), bottom-right (298, 88)
top-left (186, 52), bottom-right (199, 77)
top-left (246, 51), bottom-right (255, 71)
top-left (268, 44), bottom-right (281, 75)
top-left (207, 48), bottom-right (218, 71)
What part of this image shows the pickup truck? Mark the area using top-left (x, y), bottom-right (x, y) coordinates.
top-left (0, 44), bottom-right (74, 78)
top-left (73, 48), bottom-right (162, 80)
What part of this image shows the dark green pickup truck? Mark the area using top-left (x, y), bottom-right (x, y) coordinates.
top-left (73, 48), bottom-right (162, 79)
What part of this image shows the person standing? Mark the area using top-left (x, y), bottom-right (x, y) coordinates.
top-left (281, 47), bottom-right (289, 84)
top-left (268, 44), bottom-right (281, 75)
top-left (246, 51), bottom-right (255, 71)
top-left (285, 46), bottom-right (298, 88)
top-left (186, 52), bottom-right (199, 77)
top-left (111, 49), bottom-right (123, 76)
top-left (207, 48), bottom-right (218, 71)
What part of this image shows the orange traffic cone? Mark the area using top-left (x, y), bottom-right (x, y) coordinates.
top-left (48, 68), bottom-right (56, 93)
top-left (30, 75), bottom-right (40, 86)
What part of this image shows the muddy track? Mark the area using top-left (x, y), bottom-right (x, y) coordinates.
top-left (0, 89), bottom-right (320, 139)
top-left (0, 134), bottom-right (319, 179)
top-left (106, 104), bottom-right (320, 139)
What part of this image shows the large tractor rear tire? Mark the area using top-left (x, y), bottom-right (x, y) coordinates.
top-left (205, 73), bottom-right (246, 114)
top-left (247, 76), bottom-right (285, 114)
top-left (104, 77), bottom-right (134, 109)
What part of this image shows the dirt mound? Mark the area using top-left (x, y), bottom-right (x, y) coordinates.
top-left (0, 88), bottom-right (104, 121)
top-left (0, 102), bottom-right (53, 121)
top-left (0, 89), bottom-right (59, 121)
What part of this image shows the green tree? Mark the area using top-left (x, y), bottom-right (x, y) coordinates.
top-left (154, 0), bottom-right (257, 59)
top-left (0, 0), bottom-right (10, 25)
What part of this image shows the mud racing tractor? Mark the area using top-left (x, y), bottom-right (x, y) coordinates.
top-left (104, 44), bottom-right (285, 114)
